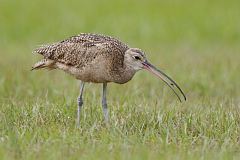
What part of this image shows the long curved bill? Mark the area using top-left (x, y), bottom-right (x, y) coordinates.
top-left (142, 60), bottom-right (186, 102)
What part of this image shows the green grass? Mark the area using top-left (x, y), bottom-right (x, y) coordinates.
top-left (0, 0), bottom-right (240, 159)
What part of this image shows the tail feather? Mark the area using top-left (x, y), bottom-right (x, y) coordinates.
top-left (31, 59), bottom-right (55, 70)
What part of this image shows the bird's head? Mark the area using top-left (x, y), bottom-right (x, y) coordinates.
top-left (124, 48), bottom-right (186, 102)
top-left (124, 48), bottom-right (147, 71)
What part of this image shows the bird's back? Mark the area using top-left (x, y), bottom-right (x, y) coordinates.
top-left (33, 33), bottom-right (131, 83)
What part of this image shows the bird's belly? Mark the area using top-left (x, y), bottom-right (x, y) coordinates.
top-left (55, 62), bottom-right (136, 84)
top-left (77, 71), bottom-right (110, 83)
top-left (55, 62), bottom-right (110, 83)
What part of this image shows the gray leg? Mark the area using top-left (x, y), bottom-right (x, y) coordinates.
top-left (102, 83), bottom-right (109, 122)
top-left (77, 81), bottom-right (85, 127)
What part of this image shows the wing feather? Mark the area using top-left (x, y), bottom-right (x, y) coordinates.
top-left (34, 33), bottom-right (129, 68)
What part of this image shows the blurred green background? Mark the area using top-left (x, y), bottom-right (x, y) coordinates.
top-left (1, 0), bottom-right (239, 99)
top-left (0, 0), bottom-right (240, 159)
top-left (1, 0), bottom-right (240, 45)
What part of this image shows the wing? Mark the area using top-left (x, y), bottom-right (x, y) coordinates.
top-left (61, 33), bottom-right (129, 49)
top-left (34, 33), bottom-right (129, 68)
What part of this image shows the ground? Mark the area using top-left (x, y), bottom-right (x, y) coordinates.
top-left (0, 0), bottom-right (240, 159)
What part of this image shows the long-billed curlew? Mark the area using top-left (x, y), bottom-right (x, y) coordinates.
top-left (32, 33), bottom-right (186, 125)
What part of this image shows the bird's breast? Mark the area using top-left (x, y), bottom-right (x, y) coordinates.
top-left (55, 56), bottom-right (136, 84)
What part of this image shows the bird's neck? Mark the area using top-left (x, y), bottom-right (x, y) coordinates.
top-left (114, 64), bottom-right (137, 84)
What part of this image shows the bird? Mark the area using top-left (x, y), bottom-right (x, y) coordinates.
top-left (32, 33), bottom-right (186, 125)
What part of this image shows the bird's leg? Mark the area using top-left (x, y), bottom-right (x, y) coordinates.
top-left (77, 81), bottom-right (85, 127)
top-left (102, 83), bottom-right (109, 123)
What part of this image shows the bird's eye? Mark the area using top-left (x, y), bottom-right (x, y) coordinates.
top-left (134, 56), bottom-right (141, 60)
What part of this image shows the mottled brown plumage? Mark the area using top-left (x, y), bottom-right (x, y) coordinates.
top-left (32, 33), bottom-right (186, 124)
top-left (33, 33), bottom-right (136, 84)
